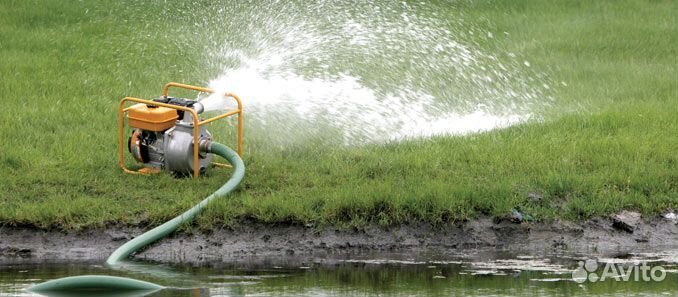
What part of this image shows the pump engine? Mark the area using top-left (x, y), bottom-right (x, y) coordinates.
top-left (126, 97), bottom-right (213, 176)
top-left (118, 82), bottom-right (243, 177)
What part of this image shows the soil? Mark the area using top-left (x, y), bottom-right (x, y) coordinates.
top-left (1, 217), bottom-right (677, 266)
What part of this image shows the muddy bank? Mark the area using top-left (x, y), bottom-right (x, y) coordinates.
top-left (1, 217), bottom-right (677, 265)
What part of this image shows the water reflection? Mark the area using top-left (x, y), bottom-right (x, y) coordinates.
top-left (2, 252), bottom-right (677, 297)
top-left (29, 291), bottom-right (157, 297)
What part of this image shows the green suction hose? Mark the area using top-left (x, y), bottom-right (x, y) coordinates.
top-left (106, 142), bottom-right (244, 265)
top-left (28, 142), bottom-right (244, 295)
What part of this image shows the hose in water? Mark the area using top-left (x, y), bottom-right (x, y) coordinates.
top-left (27, 142), bottom-right (244, 294)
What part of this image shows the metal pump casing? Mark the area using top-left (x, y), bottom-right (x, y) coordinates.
top-left (163, 112), bottom-right (213, 175)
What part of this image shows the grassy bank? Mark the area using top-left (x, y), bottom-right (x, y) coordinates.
top-left (0, 0), bottom-right (676, 230)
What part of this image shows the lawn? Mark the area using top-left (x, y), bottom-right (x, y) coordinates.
top-left (0, 0), bottom-right (676, 230)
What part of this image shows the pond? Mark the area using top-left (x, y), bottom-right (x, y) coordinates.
top-left (2, 249), bottom-right (676, 296)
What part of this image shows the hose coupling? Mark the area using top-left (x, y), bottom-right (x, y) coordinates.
top-left (192, 102), bottom-right (205, 114)
top-left (198, 139), bottom-right (213, 153)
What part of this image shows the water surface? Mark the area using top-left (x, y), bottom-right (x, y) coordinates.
top-left (2, 251), bottom-right (676, 297)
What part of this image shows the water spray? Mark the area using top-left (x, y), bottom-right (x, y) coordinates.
top-left (27, 83), bottom-right (246, 295)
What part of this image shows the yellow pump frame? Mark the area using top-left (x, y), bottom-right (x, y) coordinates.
top-left (118, 82), bottom-right (243, 177)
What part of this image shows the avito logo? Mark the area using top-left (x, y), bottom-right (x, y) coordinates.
top-left (572, 259), bottom-right (666, 283)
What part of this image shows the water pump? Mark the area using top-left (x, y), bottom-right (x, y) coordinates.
top-left (127, 97), bottom-right (212, 176)
top-left (28, 83), bottom-right (246, 295)
top-left (118, 82), bottom-right (243, 177)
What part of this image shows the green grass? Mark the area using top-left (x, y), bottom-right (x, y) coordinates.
top-left (0, 0), bottom-right (676, 230)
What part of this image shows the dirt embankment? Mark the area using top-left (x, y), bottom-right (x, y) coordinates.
top-left (1, 216), bottom-right (677, 265)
